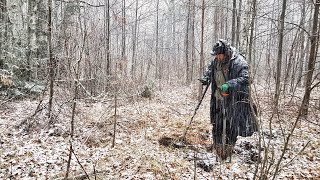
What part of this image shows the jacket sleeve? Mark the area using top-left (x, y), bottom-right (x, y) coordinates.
top-left (226, 59), bottom-right (249, 91)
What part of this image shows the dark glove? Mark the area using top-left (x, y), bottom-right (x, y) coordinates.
top-left (198, 78), bottom-right (209, 86)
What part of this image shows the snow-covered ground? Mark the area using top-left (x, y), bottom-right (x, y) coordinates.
top-left (0, 84), bottom-right (319, 179)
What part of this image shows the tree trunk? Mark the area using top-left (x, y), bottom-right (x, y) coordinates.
top-left (104, 0), bottom-right (111, 78)
top-left (65, 1), bottom-right (85, 176)
top-left (47, 0), bottom-right (54, 121)
top-left (185, 0), bottom-right (191, 84)
top-left (0, 0), bottom-right (8, 68)
top-left (121, 0), bottom-right (126, 77)
top-left (235, 0), bottom-right (242, 49)
top-left (224, 0), bottom-right (228, 38)
top-left (231, 0), bottom-right (237, 46)
top-left (155, 0), bottom-right (159, 79)
top-left (297, 0), bottom-right (306, 87)
top-left (103, 0), bottom-right (111, 93)
top-left (212, 2), bottom-right (219, 41)
top-left (112, 86), bottom-right (118, 148)
top-left (303, 11), bottom-right (313, 86)
top-left (284, 31), bottom-right (299, 93)
top-left (26, 0), bottom-right (37, 81)
top-left (301, 0), bottom-right (320, 116)
top-left (274, 0), bottom-right (287, 108)
top-left (190, 0), bottom-right (195, 82)
top-left (65, 29), bottom-right (82, 180)
top-left (199, 0), bottom-right (205, 100)
top-left (36, 0), bottom-right (48, 80)
top-left (131, 0), bottom-right (138, 80)
top-left (171, 0), bottom-right (177, 83)
top-left (248, 0), bottom-right (256, 66)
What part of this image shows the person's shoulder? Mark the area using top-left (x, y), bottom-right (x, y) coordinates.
top-left (238, 54), bottom-right (248, 63)
top-left (233, 53), bottom-right (247, 64)
top-left (230, 54), bottom-right (248, 70)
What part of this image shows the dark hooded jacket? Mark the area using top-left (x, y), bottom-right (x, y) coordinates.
top-left (203, 49), bottom-right (258, 146)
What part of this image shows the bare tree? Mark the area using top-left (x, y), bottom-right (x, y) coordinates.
top-left (212, 2), bottom-right (219, 41)
top-left (247, 0), bottom-right (257, 66)
top-left (296, 0), bottom-right (307, 88)
top-left (190, 0), bottom-right (195, 82)
top-left (235, 0), bottom-right (242, 49)
top-left (121, 0), bottom-right (126, 77)
top-left (172, 0), bottom-right (177, 82)
top-left (301, 0), bottom-right (320, 116)
top-left (283, 31), bottom-right (299, 93)
top-left (112, 84), bottom-right (118, 148)
top-left (26, 0), bottom-right (37, 81)
top-left (274, 0), bottom-right (287, 108)
top-left (0, 0), bottom-right (8, 69)
top-left (131, 0), bottom-right (139, 80)
top-left (231, 0), bottom-right (237, 46)
top-left (65, 0), bottom-right (87, 177)
top-left (185, 0), bottom-right (191, 84)
top-left (104, 0), bottom-right (111, 90)
top-left (47, 0), bottom-right (55, 121)
top-left (36, 0), bottom-right (48, 79)
top-left (155, 0), bottom-right (160, 80)
top-left (198, 0), bottom-right (205, 100)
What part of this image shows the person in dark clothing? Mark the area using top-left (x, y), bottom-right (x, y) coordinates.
top-left (200, 39), bottom-right (258, 160)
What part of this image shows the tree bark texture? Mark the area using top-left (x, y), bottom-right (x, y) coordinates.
top-left (185, 0), bottom-right (191, 84)
top-left (0, 0), bottom-right (8, 68)
top-left (274, 0), bottom-right (287, 108)
top-left (198, 0), bottom-right (205, 100)
top-left (301, 0), bottom-right (320, 116)
top-left (231, 0), bottom-right (237, 46)
top-left (47, 0), bottom-right (54, 121)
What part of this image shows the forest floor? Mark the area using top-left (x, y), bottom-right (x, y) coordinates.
top-left (0, 84), bottom-right (320, 179)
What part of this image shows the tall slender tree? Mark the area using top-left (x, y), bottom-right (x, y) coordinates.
top-left (199, 0), bottom-right (205, 100)
top-left (104, 0), bottom-right (111, 81)
top-left (36, 0), bottom-right (48, 60)
top-left (121, 0), bottom-right (126, 76)
top-left (155, 0), bottom-right (160, 79)
top-left (248, 0), bottom-right (257, 66)
top-left (231, 0), bottom-right (237, 46)
top-left (185, 0), bottom-right (191, 84)
top-left (190, 0), bottom-right (195, 82)
top-left (235, 0), bottom-right (242, 49)
top-left (171, 0), bottom-right (177, 82)
top-left (212, 2), bottom-right (219, 41)
top-left (0, 0), bottom-right (8, 68)
top-left (274, 0), bottom-right (287, 108)
top-left (26, 0), bottom-right (37, 81)
top-left (131, 0), bottom-right (139, 79)
top-left (297, 0), bottom-right (307, 88)
top-left (47, 0), bottom-right (54, 121)
top-left (301, 0), bottom-right (320, 116)
top-left (36, 0), bottom-right (48, 79)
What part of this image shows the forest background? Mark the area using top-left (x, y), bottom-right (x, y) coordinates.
top-left (0, 0), bottom-right (319, 179)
